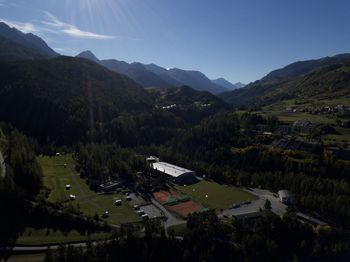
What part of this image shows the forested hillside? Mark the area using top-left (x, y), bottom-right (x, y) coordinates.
top-left (0, 56), bottom-right (153, 144)
top-left (221, 54), bottom-right (350, 107)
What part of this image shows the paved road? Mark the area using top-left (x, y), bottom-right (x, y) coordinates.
top-left (0, 150), bottom-right (5, 178)
top-left (222, 188), bottom-right (287, 218)
top-left (151, 199), bottom-right (186, 228)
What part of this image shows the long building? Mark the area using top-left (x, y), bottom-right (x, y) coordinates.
top-left (151, 161), bottom-right (197, 185)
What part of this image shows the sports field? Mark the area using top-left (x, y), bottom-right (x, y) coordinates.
top-left (176, 180), bottom-right (257, 210)
top-left (38, 155), bottom-right (140, 225)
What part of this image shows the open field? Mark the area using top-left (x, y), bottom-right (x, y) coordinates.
top-left (16, 228), bottom-right (109, 246)
top-left (8, 253), bottom-right (46, 262)
top-left (167, 223), bottom-right (187, 236)
top-left (262, 111), bottom-right (336, 124)
top-left (38, 155), bottom-right (140, 225)
top-left (176, 180), bottom-right (257, 210)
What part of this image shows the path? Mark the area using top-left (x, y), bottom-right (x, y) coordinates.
top-left (0, 150), bottom-right (5, 178)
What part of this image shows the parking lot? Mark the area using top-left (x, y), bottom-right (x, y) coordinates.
top-left (221, 188), bottom-right (288, 218)
top-left (140, 204), bottom-right (163, 219)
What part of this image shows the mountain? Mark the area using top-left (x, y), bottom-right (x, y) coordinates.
top-left (0, 35), bottom-right (46, 61)
top-left (220, 54), bottom-right (350, 107)
top-left (233, 82), bottom-right (245, 88)
top-left (0, 56), bottom-right (153, 144)
top-left (76, 50), bottom-right (100, 63)
top-left (262, 53), bottom-right (350, 81)
top-left (166, 68), bottom-right (228, 94)
top-left (0, 22), bottom-right (59, 57)
top-left (76, 50), bottom-right (228, 94)
top-left (212, 78), bottom-right (242, 90)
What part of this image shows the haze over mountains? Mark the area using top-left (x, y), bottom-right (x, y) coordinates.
top-left (77, 50), bottom-right (243, 94)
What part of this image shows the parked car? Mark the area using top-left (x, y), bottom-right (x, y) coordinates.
top-left (102, 211), bottom-right (109, 218)
top-left (137, 210), bottom-right (145, 216)
top-left (133, 205), bottom-right (140, 210)
top-left (141, 214), bottom-right (149, 220)
top-left (69, 194), bottom-right (76, 200)
top-left (115, 200), bottom-right (122, 206)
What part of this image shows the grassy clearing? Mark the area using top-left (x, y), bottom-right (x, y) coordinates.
top-left (16, 228), bottom-right (109, 246)
top-left (176, 180), bottom-right (256, 210)
top-left (262, 111), bottom-right (336, 124)
top-left (167, 223), bottom-right (187, 236)
top-left (38, 155), bottom-right (140, 225)
top-left (8, 253), bottom-right (46, 262)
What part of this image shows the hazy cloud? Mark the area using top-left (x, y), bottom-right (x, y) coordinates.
top-left (0, 18), bottom-right (38, 33)
top-left (42, 12), bottom-right (114, 40)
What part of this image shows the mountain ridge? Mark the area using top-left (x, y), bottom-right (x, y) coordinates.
top-left (0, 22), bottom-right (59, 57)
top-left (76, 50), bottom-right (232, 94)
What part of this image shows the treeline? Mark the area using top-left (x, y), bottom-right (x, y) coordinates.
top-left (75, 143), bottom-right (149, 186)
top-left (46, 211), bottom-right (350, 261)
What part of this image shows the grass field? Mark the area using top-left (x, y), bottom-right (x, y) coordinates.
top-left (167, 223), bottom-right (187, 236)
top-left (8, 253), bottom-right (46, 262)
top-left (262, 111), bottom-right (336, 124)
top-left (38, 155), bottom-right (140, 225)
top-left (16, 228), bottom-right (109, 245)
top-left (176, 180), bottom-right (256, 210)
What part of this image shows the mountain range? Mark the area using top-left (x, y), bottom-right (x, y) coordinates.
top-left (220, 54), bottom-right (350, 107)
top-left (77, 50), bottom-right (242, 94)
top-left (0, 21), bottom-right (243, 94)
top-left (0, 22), bottom-right (230, 144)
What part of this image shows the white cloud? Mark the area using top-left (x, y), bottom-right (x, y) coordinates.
top-left (0, 18), bottom-right (38, 33)
top-left (42, 12), bottom-right (114, 40)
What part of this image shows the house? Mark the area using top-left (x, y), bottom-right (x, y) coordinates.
top-left (278, 125), bottom-right (293, 135)
top-left (293, 120), bottom-right (319, 134)
top-left (278, 190), bottom-right (293, 204)
top-left (286, 106), bottom-right (297, 113)
top-left (151, 161), bottom-right (198, 185)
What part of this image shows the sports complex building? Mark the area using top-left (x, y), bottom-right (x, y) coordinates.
top-left (150, 160), bottom-right (198, 185)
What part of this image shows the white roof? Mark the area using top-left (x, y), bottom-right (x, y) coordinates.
top-left (151, 162), bottom-right (195, 178)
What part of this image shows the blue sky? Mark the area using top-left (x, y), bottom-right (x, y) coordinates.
top-left (1, 0), bottom-right (350, 83)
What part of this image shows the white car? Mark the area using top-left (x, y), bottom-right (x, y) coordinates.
top-left (65, 184), bottom-right (71, 190)
top-left (115, 200), bottom-right (122, 206)
top-left (69, 194), bottom-right (76, 200)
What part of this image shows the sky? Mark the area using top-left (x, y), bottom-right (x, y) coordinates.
top-left (1, 0), bottom-right (350, 84)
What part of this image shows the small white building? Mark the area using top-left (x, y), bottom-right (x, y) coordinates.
top-left (278, 190), bottom-right (293, 204)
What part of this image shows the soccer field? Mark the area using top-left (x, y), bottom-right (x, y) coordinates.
top-left (176, 180), bottom-right (257, 210)
top-left (38, 155), bottom-right (140, 225)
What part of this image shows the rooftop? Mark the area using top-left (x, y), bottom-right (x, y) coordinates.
top-left (151, 162), bottom-right (195, 178)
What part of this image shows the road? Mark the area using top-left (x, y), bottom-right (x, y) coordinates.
top-left (0, 150), bottom-right (5, 178)
top-left (151, 199), bottom-right (186, 228)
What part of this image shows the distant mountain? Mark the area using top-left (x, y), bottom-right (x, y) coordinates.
top-left (262, 53), bottom-right (350, 81)
top-left (76, 50), bottom-right (229, 94)
top-left (212, 78), bottom-right (243, 90)
top-left (166, 68), bottom-right (227, 94)
top-left (220, 54), bottom-right (350, 107)
top-left (0, 56), bottom-right (152, 144)
top-left (233, 82), bottom-right (246, 88)
top-left (76, 50), bottom-right (100, 63)
top-left (0, 22), bottom-right (59, 57)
